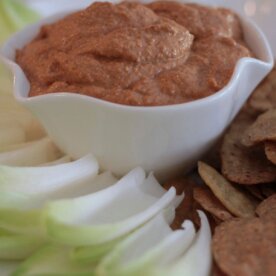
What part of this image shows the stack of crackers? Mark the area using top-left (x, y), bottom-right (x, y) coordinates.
top-left (165, 67), bottom-right (276, 276)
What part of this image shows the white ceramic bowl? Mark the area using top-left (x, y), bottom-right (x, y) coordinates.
top-left (1, 1), bottom-right (274, 178)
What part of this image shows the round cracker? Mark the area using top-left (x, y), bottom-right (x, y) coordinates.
top-left (221, 109), bottom-right (276, 184)
top-left (198, 162), bottom-right (258, 218)
top-left (213, 217), bottom-right (276, 276)
top-left (193, 186), bottom-right (233, 221)
top-left (265, 142), bottom-right (276, 165)
top-left (256, 194), bottom-right (276, 219)
top-left (242, 109), bottom-right (276, 147)
top-left (248, 67), bottom-right (276, 112)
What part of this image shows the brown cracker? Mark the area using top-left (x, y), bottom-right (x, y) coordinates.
top-left (193, 186), bottom-right (233, 221)
top-left (265, 141), bottom-right (276, 165)
top-left (213, 217), bottom-right (276, 276)
top-left (198, 162), bottom-right (257, 218)
top-left (248, 67), bottom-right (276, 112)
top-left (242, 109), bottom-right (276, 147)
top-left (221, 109), bottom-right (276, 184)
top-left (256, 194), bottom-right (276, 219)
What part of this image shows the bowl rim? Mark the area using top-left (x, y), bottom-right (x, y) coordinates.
top-left (0, 5), bottom-right (274, 113)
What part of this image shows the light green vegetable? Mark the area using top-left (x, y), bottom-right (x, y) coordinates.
top-left (0, 171), bottom-right (116, 236)
top-left (0, 207), bottom-right (43, 236)
top-left (45, 169), bottom-right (180, 246)
top-left (0, 155), bottom-right (99, 208)
top-left (2, 0), bottom-right (39, 30)
top-left (164, 211), bottom-right (212, 276)
top-left (13, 245), bottom-right (95, 276)
top-left (97, 210), bottom-right (195, 276)
top-left (0, 137), bottom-right (62, 166)
top-left (0, 155), bottom-right (99, 234)
top-left (0, 261), bottom-right (19, 276)
top-left (0, 232), bottom-right (45, 261)
top-left (72, 238), bottom-right (123, 265)
top-left (0, 8), bottom-right (12, 43)
top-left (0, 0), bottom-right (39, 43)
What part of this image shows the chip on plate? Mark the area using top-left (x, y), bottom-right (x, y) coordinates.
top-left (242, 109), bottom-right (276, 147)
top-left (248, 67), bottom-right (276, 112)
top-left (265, 141), bottom-right (276, 165)
top-left (221, 109), bottom-right (276, 184)
top-left (213, 217), bottom-right (276, 276)
top-left (198, 162), bottom-right (258, 218)
top-left (193, 186), bottom-right (233, 221)
top-left (256, 194), bottom-right (276, 219)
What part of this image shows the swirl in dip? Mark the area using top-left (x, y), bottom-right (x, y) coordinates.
top-left (16, 1), bottom-right (252, 106)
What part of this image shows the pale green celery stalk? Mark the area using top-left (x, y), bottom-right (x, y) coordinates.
top-left (0, 5), bottom-right (13, 43)
top-left (0, 0), bottom-right (39, 99)
top-left (72, 174), bottom-right (182, 264)
top-left (73, 206), bottom-right (173, 265)
top-left (0, 261), bottom-right (19, 276)
top-left (0, 233), bottom-right (46, 261)
top-left (163, 211), bottom-right (212, 276)
top-left (0, 155), bottom-right (99, 234)
top-left (72, 238), bottom-right (124, 265)
top-left (0, 206), bottom-right (44, 236)
top-left (0, 137), bottom-right (62, 166)
top-left (0, 155), bottom-right (99, 206)
top-left (0, 171), bottom-right (116, 236)
top-left (1, 0), bottom-right (39, 34)
top-left (13, 245), bottom-right (96, 276)
top-left (0, 228), bottom-right (11, 235)
top-left (45, 169), bottom-right (179, 246)
top-left (96, 211), bottom-right (195, 276)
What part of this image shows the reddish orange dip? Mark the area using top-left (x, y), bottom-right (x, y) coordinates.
top-left (16, 1), bottom-right (252, 106)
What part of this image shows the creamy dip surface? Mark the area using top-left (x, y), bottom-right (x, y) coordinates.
top-left (17, 1), bottom-right (252, 106)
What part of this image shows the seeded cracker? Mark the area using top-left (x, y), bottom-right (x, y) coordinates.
top-left (265, 141), bottom-right (276, 165)
top-left (256, 194), bottom-right (276, 219)
top-left (193, 186), bottom-right (233, 221)
top-left (213, 217), bottom-right (276, 276)
top-left (198, 162), bottom-right (257, 218)
top-left (242, 109), bottom-right (276, 147)
top-left (221, 109), bottom-right (276, 184)
top-left (248, 67), bottom-right (276, 112)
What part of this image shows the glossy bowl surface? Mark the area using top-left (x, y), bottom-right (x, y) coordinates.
top-left (1, 0), bottom-right (274, 178)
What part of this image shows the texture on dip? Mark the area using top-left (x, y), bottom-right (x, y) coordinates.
top-left (16, 1), bottom-right (252, 106)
